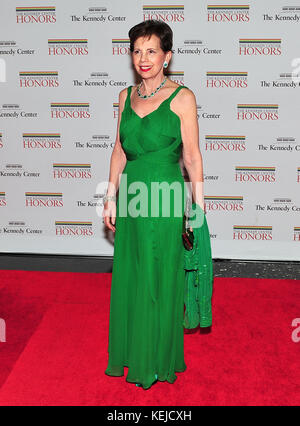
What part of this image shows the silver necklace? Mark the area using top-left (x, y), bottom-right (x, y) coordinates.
top-left (137, 76), bottom-right (167, 99)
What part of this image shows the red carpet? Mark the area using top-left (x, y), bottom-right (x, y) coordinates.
top-left (0, 269), bottom-right (299, 406)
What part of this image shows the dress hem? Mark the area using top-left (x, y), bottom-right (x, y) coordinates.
top-left (105, 364), bottom-right (187, 390)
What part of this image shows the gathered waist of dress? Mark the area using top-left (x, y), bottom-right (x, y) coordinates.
top-left (126, 151), bottom-right (180, 165)
top-left (122, 161), bottom-right (184, 185)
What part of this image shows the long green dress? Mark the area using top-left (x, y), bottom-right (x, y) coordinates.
top-left (105, 84), bottom-right (188, 390)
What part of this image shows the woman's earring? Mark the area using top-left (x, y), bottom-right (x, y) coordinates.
top-left (163, 61), bottom-right (168, 68)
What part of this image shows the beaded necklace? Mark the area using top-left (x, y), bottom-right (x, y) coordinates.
top-left (137, 76), bottom-right (167, 99)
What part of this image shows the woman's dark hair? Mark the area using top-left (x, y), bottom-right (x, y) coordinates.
top-left (128, 19), bottom-right (173, 53)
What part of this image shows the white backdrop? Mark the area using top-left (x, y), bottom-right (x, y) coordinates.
top-left (0, 0), bottom-right (300, 260)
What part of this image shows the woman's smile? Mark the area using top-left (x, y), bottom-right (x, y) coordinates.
top-left (139, 65), bottom-right (152, 72)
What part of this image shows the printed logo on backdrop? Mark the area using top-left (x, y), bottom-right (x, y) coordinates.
top-left (261, 72), bottom-right (300, 89)
top-left (294, 227), bottom-right (300, 241)
top-left (73, 71), bottom-right (127, 88)
top-left (166, 71), bottom-right (184, 85)
top-left (78, 193), bottom-right (102, 208)
top-left (48, 39), bottom-right (88, 56)
top-left (0, 192), bottom-right (6, 207)
top-left (263, 5), bottom-right (300, 22)
top-left (206, 72), bottom-right (248, 88)
top-left (143, 5), bottom-right (184, 22)
top-left (23, 133), bottom-right (62, 149)
top-left (0, 104), bottom-right (38, 119)
top-left (176, 39), bottom-right (222, 56)
top-left (297, 167), bottom-right (300, 183)
top-left (235, 167), bottom-right (276, 183)
top-left (233, 226), bottom-right (272, 241)
top-left (113, 101), bottom-right (119, 119)
top-left (207, 4), bottom-right (250, 22)
top-left (0, 41), bottom-right (35, 56)
top-left (70, 6), bottom-right (126, 23)
top-left (205, 196), bottom-right (243, 212)
top-left (16, 6), bottom-right (56, 24)
top-left (255, 197), bottom-right (300, 213)
top-left (1, 221), bottom-right (42, 235)
top-left (258, 136), bottom-right (299, 152)
top-left (50, 103), bottom-right (91, 119)
top-left (237, 104), bottom-right (279, 120)
top-left (55, 221), bottom-right (93, 236)
top-left (76, 135), bottom-right (114, 150)
top-left (205, 135), bottom-right (246, 152)
top-left (19, 71), bottom-right (59, 88)
top-left (200, 108), bottom-right (221, 120)
top-left (53, 164), bottom-right (92, 179)
top-left (0, 132), bottom-right (3, 148)
top-left (0, 164), bottom-right (40, 178)
top-left (239, 39), bottom-right (281, 56)
top-left (25, 192), bottom-right (63, 208)
top-left (204, 173), bottom-right (220, 182)
top-left (112, 39), bottom-right (130, 55)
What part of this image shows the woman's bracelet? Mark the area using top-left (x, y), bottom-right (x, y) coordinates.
top-left (103, 194), bottom-right (116, 203)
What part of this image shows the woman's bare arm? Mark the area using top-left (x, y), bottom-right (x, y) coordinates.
top-left (172, 88), bottom-right (205, 211)
top-left (103, 87), bottom-right (128, 232)
top-left (106, 88), bottom-right (128, 197)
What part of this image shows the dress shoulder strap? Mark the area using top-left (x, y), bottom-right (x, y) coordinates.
top-left (125, 85), bottom-right (133, 108)
top-left (166, 85), bottom-right (188, 104)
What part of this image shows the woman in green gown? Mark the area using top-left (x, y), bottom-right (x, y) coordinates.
top-left (103, 20), bottom-right (205, 390)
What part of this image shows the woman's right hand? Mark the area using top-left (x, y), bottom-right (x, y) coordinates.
top-left (102, 200), bottom-right (116, 233)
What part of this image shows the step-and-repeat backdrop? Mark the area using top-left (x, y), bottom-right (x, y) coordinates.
top-left (0, 1), bottom-right (299, 260)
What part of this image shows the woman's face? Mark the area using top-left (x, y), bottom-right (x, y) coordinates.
top-left (132, 34), bottom-right (170, 79)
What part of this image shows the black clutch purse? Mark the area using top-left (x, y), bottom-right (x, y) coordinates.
top-left (182, 213), bottom-right (194, 251)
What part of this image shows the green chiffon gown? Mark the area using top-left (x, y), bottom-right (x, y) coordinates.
top-left (105, 84), bottom-right (189, 390)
